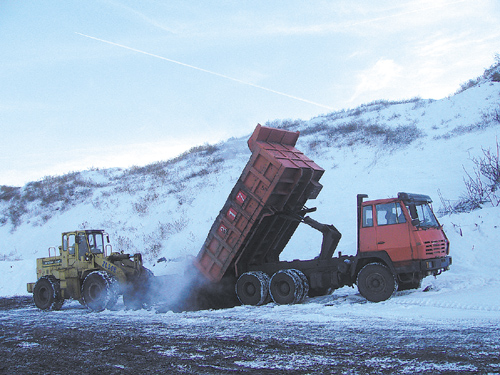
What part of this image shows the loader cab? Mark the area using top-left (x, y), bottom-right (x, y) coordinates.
top-left (61, 230), bottom-right (109, 263)
top-left (357, 193), bottom-right (449, 263)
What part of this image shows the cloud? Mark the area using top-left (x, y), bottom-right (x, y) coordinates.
top-left (349, 59), bottom-right (404, 103)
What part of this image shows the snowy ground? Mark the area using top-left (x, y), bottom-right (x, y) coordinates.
top-left (1, 292), bottom-right (499, 374)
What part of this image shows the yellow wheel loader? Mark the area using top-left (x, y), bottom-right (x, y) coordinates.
top-left (27, 230), bottom-right (153, 311)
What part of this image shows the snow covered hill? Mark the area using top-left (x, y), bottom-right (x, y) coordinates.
top-left (1, 62), bottom-right (500, 322)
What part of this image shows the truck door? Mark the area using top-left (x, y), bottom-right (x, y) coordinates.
top-left (359, 204), bottom-right (377, 252)
top-left (374, 202), bottom-right (412, 262)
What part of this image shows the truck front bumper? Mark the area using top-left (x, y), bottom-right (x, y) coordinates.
top-left (422, 256), bottom-right (452, 275)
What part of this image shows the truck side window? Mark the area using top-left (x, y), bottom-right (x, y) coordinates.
top-left (362, 205), bottom-right (373, 227)
top-left (376, 203), bottom-right (406, 226)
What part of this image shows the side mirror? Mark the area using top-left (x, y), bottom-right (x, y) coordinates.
top-left (411, 218), bottom-right (420, 226)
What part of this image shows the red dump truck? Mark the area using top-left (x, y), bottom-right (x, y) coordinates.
top-left (194, 124), bottom-right (451, 305)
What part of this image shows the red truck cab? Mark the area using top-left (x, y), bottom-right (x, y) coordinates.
top-left (357, 192), bottom-right (451, 291)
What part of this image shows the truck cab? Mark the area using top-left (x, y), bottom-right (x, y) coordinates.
top-left (358, 192), bottom-right (451, 289)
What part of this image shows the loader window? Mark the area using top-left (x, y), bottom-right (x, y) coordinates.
top-left (88, 233), bottom-right (104, 254)
top-left (77, 234), bottom-right (88, 259)
top-left (65, 234), bottom-right (76, 255)
top-left (362, 205), bottom-right (373, 227)
top-left (376, 203), bottom-right (406, 226)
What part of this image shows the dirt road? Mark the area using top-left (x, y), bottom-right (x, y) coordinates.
top-left (1, 296), bottom-right (499, 374)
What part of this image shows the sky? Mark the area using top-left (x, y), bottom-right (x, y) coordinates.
top-left (1, 0), bottom-right (499, 186)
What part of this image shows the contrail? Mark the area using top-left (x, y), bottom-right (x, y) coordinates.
top-left (76, 32), bottom-right (334, 111)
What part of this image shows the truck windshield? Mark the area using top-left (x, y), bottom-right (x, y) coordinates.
top-left (408, 203), bottom-right (439, 228)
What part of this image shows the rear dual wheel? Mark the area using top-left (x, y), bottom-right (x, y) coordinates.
top-left (235, 271), bottom-right (270, 306)
top-left (269, 269), bottom-right (308, 305)
top-left (236, 269), bottom-right (311, 306)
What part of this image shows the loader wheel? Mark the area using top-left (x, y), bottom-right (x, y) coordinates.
top-left (270, 269), bottom-right (304, 305)
top-left (235, 271), bottom-right (270, 306)
top-left (33, 276), bottom-right (63, 310)
top-left (82, 271), bottom-right (116, 311)
top-left (357, 263), bottom-right (398, 302)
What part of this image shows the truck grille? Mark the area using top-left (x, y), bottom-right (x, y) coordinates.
top-left (424, 239), bottom-right (447, 256)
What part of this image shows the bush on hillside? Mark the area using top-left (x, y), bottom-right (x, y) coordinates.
top-left (434, 109), bottom-right (500, 140)
top-left (440, 141), bottom-right (500, 214)
top-left (265, 119), bottom-right (306, 130)
top-left (455, 53), bottom-right (500, 94)
top-left (304, 120), bottom-right (423, 150)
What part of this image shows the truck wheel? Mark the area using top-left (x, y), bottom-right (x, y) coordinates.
top-left (235, 271), bottom-right (270, 306)
top-left (33, 276), bottom-right (63, 310)
top-left (82, 271), bottom-right (115, 311)
top-left (288, 269), bottom-right (309, 303)
top-left (270, 269), bottom-right (304, 305)
top-left (357, 263), bottom-right (398, 302)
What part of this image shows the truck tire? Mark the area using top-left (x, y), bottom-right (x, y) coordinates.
top-left (288, 269), bottom-right (309, 303)
top-left (357, 263), bottom-right (398, 302)
top-left (33, 275), bottom-right (63, 310)
top-left (82, 271), bottom-right (116, 311)
top-left (235, 271), bottom-right (270, 306)
top-left (270, 269), bottom-right (304, 305)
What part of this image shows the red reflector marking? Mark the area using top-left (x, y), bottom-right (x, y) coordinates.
top-left (218, 224), bottom-right (228, 236)
top-left (236, 190), bottom-right (247, 205)
top-left (226, 208), bottom-right (237, 221)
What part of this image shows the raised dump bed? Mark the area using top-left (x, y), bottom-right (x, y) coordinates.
top-left (195, 124), bottom-right (324, 282)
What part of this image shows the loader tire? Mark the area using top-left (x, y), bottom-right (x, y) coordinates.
top-left (235, 271), bottom-right (270, 306)
top-left (33, 276), bottom-right (63, 310)
top-left (357, 263), bottom-right (398, 302)
top-left (270, 269), bottom-right (304, 305)
top-left (82, 271), bottom-right (116, 311)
